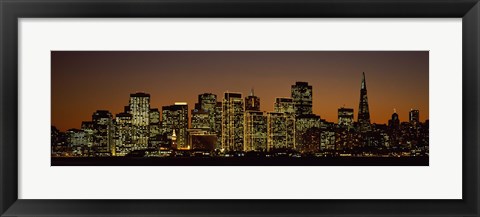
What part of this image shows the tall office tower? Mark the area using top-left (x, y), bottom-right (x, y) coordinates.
top-left (66, 128), bottom-right (88, 156)
top-left (92, 110), bottom-right (114, 156)
top-left (192, 93), bottom-right (217, 131)
top-left (191, 109), bottom-right (210, 130)
top-left (80, 121), bottom-right (94, 148)
top-left (409, 109), bottom-right (420, 125)
top-left (338, 107), bottom-right (354, 128)
top-left (295, 114), bottom-right (321, 153)
top-left (161, 102), bottom-right (189, 149)
top-left (244, 111), bottom-right (267, 151)
top-left (274, 97), bottom-right (295, 114)
top-left (267, 112), bottom-right (295, 151)
top-left (149, 108), bottom-right (161, 147)
top-left (357, 72), bottom-right (371, 132)
top-left (291, 81), bottom-right (313, 117)
top-left (214, 101), bottom-right (223, 150)
top-left (197, 93), bottom-right (217, 111)
top-left (268, 97), bottom-right (295, 150)
top-left (245, 89), bottom-right (260, 111)
top-left (129, 92), bottom-right (150, 149)
top-left (114, 112), bottom-right (133, 156)
top-left (200, 93), bottom-right (217, 131)
top-left (222, 92), bottom-right (244, 152)
top-left (388, 110), bottom-right (400, 130)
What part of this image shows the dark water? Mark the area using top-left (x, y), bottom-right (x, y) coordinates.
top-left (51, 156), bottom-right (428, 166)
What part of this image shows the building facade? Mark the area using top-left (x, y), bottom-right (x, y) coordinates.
top-left (291, 82), bottom-right (313, 117)
top-left (129, 92), bottom-right (150, 149)
top-left (338, 107), bottom-right (354, 128)
top-left (357, 72), bottom-right (371, 132)
top-left (244, 111), bottom-right (267, 151)
top-left (161, 102), bottom-right (189, 149)
top-left (222, 92), bottom-right (244, 152)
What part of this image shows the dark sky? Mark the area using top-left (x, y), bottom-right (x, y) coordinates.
top-left (52, 51), bottom-right (429, 131)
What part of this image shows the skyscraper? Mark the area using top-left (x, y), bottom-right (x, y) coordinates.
top-left (244, 90), bottom-right (266, 151)
top-left (274, 97), bottom-right (295, 114)
top-left (129, 92), bottom-right (150, 148)
top-left (357, 72), bottom-right (371, 132)
top-left (92, 110), bottom-right (114, 156)
top-left (245, 89), bottom-right (260, 111)
top-left (114, 112), bottom-right (133, 156)
top-left (214, 101), bottom-right (223, 150)
top-left (191, 93), bottom-right (217, 131)
top-left (291, 82), bottom-right (313, 117)
top-left (265, 98), bottom-right (296, 151)
top-left (409, 109), bottom-right (420, 125)
top-left (388, 110), bottom-right (400, 130)
top-left (222, 92), bottom-right (244, 152)
top-left (161, 102), bottom-right (189, 149)
top-left (244, 111), bottom-right (267, 151)
top-left (149, 108), bottom-right (161, 147)
top-left (295, 114), bottom-right (321, 153)
top-left (338, 107), bottom-right (354, 128)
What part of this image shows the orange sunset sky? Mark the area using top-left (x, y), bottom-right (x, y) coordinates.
top-left (52, 51), bottom-right (429, 131)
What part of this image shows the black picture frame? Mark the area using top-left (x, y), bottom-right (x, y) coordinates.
top-left (1, 0), bottom-right (479, 216)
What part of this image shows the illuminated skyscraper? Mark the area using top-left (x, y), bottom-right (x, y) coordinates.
top-left (161, 102), bottom-right (189, 149)
top-left (267, 98), bottom-right (295, 151)
top-left (66, 128), bottom-right (88, 156)
top-left (191, 93), bottom-right (217, 131)
top-left (357, 72), bottom-right (371, 132)
top-left (245, 89), bottom-right (260, 111)
top-left (244, 111), bottom-right (267, 151)
top-left (338, 107), bottom-right (354, 128)
top-left (244, 90), bottom-right (266, 151)
top-left (129, 92), bottom-right (150, 148)
top-left (291, 82), bottom-right (313, 117)
top-left (114, 112), bottom-right (133, 156)
top-left (295, 114), bottom-right (321, 153)
top-left (92, 110), bottom-right (114, 156)
top-left (409, 109), bottom-right (420, 125)
top-left (191, 109), bottom-right (210, 130)
top-left (149, 108), bottom-right (161, 147)
top-left (274, 97), bottom-right (295, 114)
top-left (214, 101), bottom-right (223, 150)
top-left (222, 92), bottom-right (244, 151)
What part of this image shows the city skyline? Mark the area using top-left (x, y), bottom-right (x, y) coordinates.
top-left (52, 51), bottom-right (429, 132)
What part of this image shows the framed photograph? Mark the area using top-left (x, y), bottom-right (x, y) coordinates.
top-left (1, 0), bottom-right (479, 216)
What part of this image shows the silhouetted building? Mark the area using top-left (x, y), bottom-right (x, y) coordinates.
top-left (338, 107), bottom-right (354, 128)
top-left (291, 82), bottom-right (313, 117)
top-left (222, 92), bottom-right (244, 151)
top-left (357, 72), bottom-right (371, 132)
top-left (188, 129), bottom-right (216, 151)
top-left (245, 89), bottom-right (261, 111)
top-left (161, 102), bottom-right (189, 149)
top-left (409, 109), bottom-right (420, 126)
top-left (388, 110), bottom-right (400, 130)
